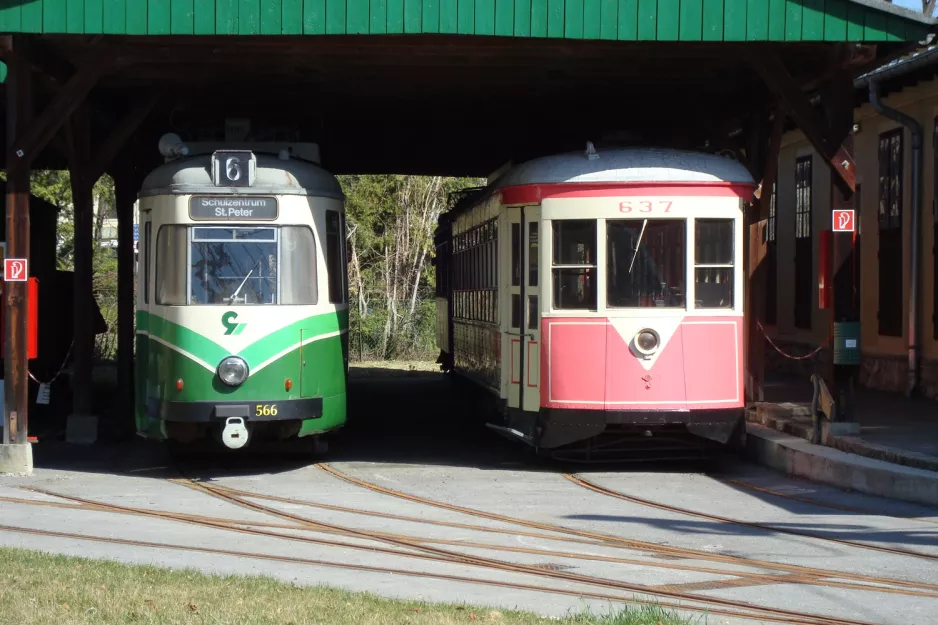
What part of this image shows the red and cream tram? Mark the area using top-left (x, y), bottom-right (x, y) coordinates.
top-left (434, 145), bottom-right (755, 461)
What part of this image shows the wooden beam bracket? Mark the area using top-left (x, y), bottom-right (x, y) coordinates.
top-left (6, 62), bottom-right (109, 175)
top-left (749, 51), bottom-right (856, 197)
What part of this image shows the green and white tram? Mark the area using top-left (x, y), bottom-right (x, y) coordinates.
top-left (134, 134), bottom-right (349, 451)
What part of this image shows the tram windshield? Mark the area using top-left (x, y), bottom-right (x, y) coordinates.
top-left (548, 216), bottom-right (736, 311)
top-left (191, 227), bottom-right (279, 305)
top-left (155, 225), bottom-right (318, 306)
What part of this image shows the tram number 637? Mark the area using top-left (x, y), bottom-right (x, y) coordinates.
top-left (619, 200), bottom-right (672, 213)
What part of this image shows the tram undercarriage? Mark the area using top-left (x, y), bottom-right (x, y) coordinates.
top-left (486, 405), bottom-right (747, 464)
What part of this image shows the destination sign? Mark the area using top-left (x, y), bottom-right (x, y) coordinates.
top-left (189, 196), bottom-right (279, 221)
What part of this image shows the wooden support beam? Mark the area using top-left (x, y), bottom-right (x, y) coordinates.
top-left (66, 106), bottom-right (96, 421)
top-left (3, 37), bottom-right (32, 446)
top-left (749, 51), bottom-right (856, 197)
top-left (88, 97), bottom-right (157, 183)
top-left (745, 109), bottom-right (786, 404)
top-left (6, 63), bottom-right (105, 176)
top-left (115, 153), bottom-right (139, 437)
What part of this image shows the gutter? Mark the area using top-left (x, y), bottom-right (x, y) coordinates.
top-left (869, 80), bottom-right (924, 398)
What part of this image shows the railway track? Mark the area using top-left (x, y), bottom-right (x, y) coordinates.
top-left (563, 474), bottom-right (938, 562)
top-left (0, 484), bottom-right (847, 625)
top-left (0, 477), bottom-right (911, 625)
top-left (1, 462), bottom-right (935, 625)
top-left (7, 485), bottom-right (937, 602)
top-left (316, 463), bottom-right (938, 594)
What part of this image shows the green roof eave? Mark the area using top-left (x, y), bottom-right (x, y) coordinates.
top-left (0, 0), bottom-right (932, 41)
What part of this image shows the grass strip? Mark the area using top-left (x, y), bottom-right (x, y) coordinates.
top-left (0, 546), bottom-right (696, 625)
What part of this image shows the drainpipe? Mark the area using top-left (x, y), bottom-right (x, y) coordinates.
top-left (869, 80), bottom-right (923, 397)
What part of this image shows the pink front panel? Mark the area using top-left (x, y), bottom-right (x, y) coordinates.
top-left (604, 324), bottom-right (686, 410)
top-left (681, 319), bottom-right (744, 408)
top-left (541, 316), bottom-right (743, 411)
top-left (542, 321), bottom-right (606, 408)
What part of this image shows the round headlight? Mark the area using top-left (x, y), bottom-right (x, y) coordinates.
top-left (217, 356), bottom-right (249, 387)
top-left (634, 329), bottom-right (660, 356)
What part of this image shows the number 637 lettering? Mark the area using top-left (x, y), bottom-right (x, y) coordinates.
top-left (618, 200), bottom-right (672, 213)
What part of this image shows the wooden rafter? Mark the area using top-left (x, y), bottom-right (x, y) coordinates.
top-left (87, 96), bottom-right (158, 182)
top-left (749, 50), bottom-right (856, 197)
top-left (6, 62), bottom-right (107, 175)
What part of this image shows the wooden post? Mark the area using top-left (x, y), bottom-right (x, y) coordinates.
top-left (115, 156), bottom-right (137, 433)
top-left (67, 107), bottom-right (96, 421)
top-left (830, 134), bottom-right (859, 422)
top-left (746, 110), bottom-right (785, 404)
top-left (3, 36), bottom-right (32, 445)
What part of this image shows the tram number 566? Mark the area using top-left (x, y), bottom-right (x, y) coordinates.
top-left (618, 200), bottom-right (672, 213)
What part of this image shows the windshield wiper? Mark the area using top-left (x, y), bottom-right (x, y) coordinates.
top-left (228, 259), bottom-right (262, 304)
top-left (628, 219), bottom-right (648, 274)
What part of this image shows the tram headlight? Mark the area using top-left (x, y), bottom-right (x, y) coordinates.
top-left (217, 356), bottom-right (249, 387)
top-left (634, 329), bottom-right (660, 356)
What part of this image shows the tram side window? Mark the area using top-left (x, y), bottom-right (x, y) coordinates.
top-left (606, 220), bottom-right (685, 308)
top-left (694, 219), bottom-right (735, 309)
top-left (552, 220), bottom-right (597, 310)
top-left (326, 210), bottom-right (344, 304)
top-left (155, 225), bottom-right (188, 306)
top-left (280, 226), bottom-right (318, 305)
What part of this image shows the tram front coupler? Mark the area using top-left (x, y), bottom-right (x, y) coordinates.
top-left (221, 417), bottom-right (250, 449)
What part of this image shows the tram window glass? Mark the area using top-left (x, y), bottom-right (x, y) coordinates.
top-left (189, 227), bottom-right (279, 305)
top-left (606, 220), bottom-right (685, 308)
top-left (551, 220), bottom-right (597, 310)
top-left (326, 210), bottom-right (344, 304)
top-left (511, 223), bottom-right (521, 286)
top-left (155, 225), bottom-right (188, 305)
top-left (694, 219), bottom-right (734, 309)
top-left (280, 226), bottom-right (318, 305)
top-left (528, 223), bottom-right (538, 287)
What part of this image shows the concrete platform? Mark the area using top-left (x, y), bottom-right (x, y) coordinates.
top-left (744, 423), bottom-right (938, 507)
top-left (0, 443), bottom-right (33, 476)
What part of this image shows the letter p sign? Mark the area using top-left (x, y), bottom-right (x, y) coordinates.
top-left (3, 258), bottom-right (27, 282)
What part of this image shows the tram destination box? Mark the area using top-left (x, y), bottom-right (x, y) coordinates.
top-left (189, 196), bottom-right (279, 221)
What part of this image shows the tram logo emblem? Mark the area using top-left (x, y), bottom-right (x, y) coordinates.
top-left (222, 311), bottom-right (247, 336)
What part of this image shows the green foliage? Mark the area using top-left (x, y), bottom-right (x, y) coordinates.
top-left (340, 174), bottom-right (483, 361)
top-left (28, 169), bottom-right (121, 359)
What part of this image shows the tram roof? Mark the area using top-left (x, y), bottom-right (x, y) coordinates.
top-left (489, 146), bottom-right (756, 189)
top-left (445, 146), bottom-right (755, 217)
top-left (139, 149), bottom-right (344, 199)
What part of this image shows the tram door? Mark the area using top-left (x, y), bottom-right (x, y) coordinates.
top-left (504, 206), bottom-right (541, 412)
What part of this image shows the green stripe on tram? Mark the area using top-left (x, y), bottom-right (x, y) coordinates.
top-left (136, 309), bottom-right (349, 369)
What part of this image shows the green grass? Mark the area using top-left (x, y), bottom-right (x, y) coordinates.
top-left (0, 546), bottom-right (697, 625)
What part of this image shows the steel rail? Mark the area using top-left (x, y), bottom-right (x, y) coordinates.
top-left (0, 522), bottom-right (853, 625)
top-left (8, 486), bottom-right (858, 625)
top-left (10, 486), bottom-right (935, 601)
top-left (316, 463), bottom-right (938, 593)
top-left (207, 483), bottom-right (938, 600)
top-left (564, 474), bottom-right (938, 562)
top-left (178, 477), bottom-right (875, 625)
